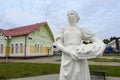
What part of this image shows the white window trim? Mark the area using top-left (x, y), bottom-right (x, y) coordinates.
top-left (10, 43), bottom-right (24, 54)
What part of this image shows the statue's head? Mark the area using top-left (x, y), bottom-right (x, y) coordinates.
top-left (67, 10), bottom-right (80, 25)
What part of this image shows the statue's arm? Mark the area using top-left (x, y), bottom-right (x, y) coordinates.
top-left (54, 38), bottom-right (72, 55)
top-left (74, 28), bottom-right (106, 59)
top-left (81, 28), bottom-right (106, 53)
top-left (89, 36), bottom-right (106, 56)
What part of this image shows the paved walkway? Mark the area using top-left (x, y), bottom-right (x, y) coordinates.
top-left (11, 74), bottom-right (120, 80)
top-left (1, 56), bottom-right (120, 66)
top-left (88, 61), bottom-right (120, 66)
top-left (0, 56), bottom-right (61, 63)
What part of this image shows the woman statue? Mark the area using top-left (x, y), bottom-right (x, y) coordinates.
top-left (54, 10), bottom-right (106, 80)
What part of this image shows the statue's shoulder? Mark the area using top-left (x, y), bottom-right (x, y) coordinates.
top-left (79, 27), bottom-right (95, 40)
top-left (79, 27), bottom-right (94, 35)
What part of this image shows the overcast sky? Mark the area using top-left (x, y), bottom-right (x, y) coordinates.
top-left (0, 0), bottom-right (120, 39)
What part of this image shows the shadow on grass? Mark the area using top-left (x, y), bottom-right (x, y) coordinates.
top-left (0, 76), bottom-right (7, 80)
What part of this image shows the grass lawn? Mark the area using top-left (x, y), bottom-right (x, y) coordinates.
top-left (0, 62), bottom-right (120, 80)
top-left (103, 53), bottom-right (120, 57)
top-left (89, 65), bottom-right (120, 77)
top-left (88, 58), bottom-right (120, 62)
top-left (0, 62), bottom-right (60, 80)
top-left (58, 58), bottom-right (120, 62)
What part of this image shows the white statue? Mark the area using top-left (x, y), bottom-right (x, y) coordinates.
top-left (54, 10), bottom-right (106, 80)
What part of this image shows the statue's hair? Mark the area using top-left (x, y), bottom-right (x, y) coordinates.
top-left (67, 10), bottom-right (80, 23)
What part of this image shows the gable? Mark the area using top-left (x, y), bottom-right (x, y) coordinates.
top-left (29, 23), bottom-right (54, 42)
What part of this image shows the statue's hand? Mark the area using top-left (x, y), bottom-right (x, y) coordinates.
top-left (71, 52), bottom-right (78, 61)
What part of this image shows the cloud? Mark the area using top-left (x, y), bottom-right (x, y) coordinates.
top-left (0, 0), bottom-right (120, 39)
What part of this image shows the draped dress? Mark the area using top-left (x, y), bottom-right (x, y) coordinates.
top-left (55, 27), bottom-right (106, 80)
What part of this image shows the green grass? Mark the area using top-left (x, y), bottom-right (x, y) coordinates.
top-left (103, 53), bottom-right (120, 57)
top-left (90, 65), bottom-right (120, 77)
top-left (88, 58), bottom-right (120, 62)
top-left (0, 62), bottom-right (60, 80)
top-left (0, 62), bottom-right (120, 79)
top-left (58, 58), bottom-right (120, 62)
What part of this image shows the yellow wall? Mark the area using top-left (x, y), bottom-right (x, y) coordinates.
top-left (2, 46), bottom-right (10, 54)
top-left (42, 47), bottom-right (48, 54)
top-left (3, 46), bottom-right (6, 54)
top-left (30, 45), bottom-right (35, 54)
top-left (29, 45), bottom-right (49, 55)
top-left (3, 45), bottom-right (51, 56)
top-left (6, 46), bottom-right (10, 54)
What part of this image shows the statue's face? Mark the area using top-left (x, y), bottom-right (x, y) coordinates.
top-left (67, 11), bottom-right (77, 25)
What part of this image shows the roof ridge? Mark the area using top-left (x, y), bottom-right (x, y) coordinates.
top-left (6, 22), bottom-right (46, 31)
top-left (1, 22), bottom-right (47, 37)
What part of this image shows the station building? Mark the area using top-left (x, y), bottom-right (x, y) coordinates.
top-left (0, 22), bottom-right (54, 58)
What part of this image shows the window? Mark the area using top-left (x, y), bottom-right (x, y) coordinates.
top-left (2, 34), bottom-right (3, 36)
top-left (0, 44), bottom-right (3, 54)
top-left (0, 44), bottom-right (1, 54)
top-left (20, 43), bottom-right (23, 53)
top-left (40, 45), bottom-right (42, 53)
top-left (39, 44), bottom-right (42, 53)
top-left (34, 44), bottom-right (40, 53)
top-left (15, 44), bottom-right (18, 53)
top-left (11, 44), bottom-right (14, 54)
top-left (0, 33), bottom-right (4, 39)
top-left (37, 44), bottom-right (39, 53)
top-left (0, 34), bottom-right (1, 39)
top-left (35, 44), bottom-right (37, 53)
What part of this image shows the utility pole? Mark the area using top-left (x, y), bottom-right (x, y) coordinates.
top-left (5, 36), bottom-right (11, 63)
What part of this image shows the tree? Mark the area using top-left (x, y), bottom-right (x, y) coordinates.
top-left (110, 36), bottom-right (116, 42)
top-left (103, 36), bottom-right (117, 44)
top-left (103, 39), bottom-right (109, 44)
